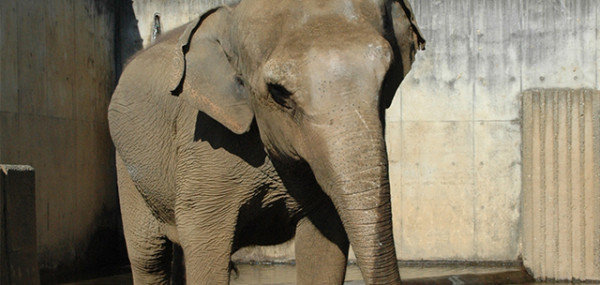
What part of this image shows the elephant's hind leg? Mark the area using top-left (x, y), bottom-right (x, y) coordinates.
top-left (117, 155), bottom-right (173, 284)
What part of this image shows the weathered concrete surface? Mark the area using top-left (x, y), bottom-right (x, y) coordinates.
top-left (117, 0), bottom-right (240, 65)
top-left (386, 0), bottom-right (598, 265)
top-left (0, 165), bottom-right (40, 285)
top-left (522, 89), bottom-right (600, 281)
top-left (131, 0), bottom-right (236, 47)
top-left (0, 0), bottom-right (125, 277)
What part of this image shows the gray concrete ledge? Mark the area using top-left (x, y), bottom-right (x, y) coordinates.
top-left (1, 164), bottom-right (40, 285)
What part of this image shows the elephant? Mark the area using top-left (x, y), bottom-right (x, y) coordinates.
top-left (108, 0), bottom-right (424, 284)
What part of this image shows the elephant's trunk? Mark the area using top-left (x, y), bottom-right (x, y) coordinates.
top-left (304, 108), bottom-right (401, 285)
top-left (335, 139), bottom-right (400, 285)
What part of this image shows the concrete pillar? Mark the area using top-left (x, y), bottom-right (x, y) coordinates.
top-left (0, 165), bottom-right (40, 285)
top-left (522, 89), bottom-right (600, 281)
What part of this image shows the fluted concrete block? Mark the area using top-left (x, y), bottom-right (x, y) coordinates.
top-left (522, 89), bottom-right (600, 281)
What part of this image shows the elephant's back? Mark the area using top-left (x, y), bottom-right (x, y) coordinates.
top-left (108, 43), bottom-right (184, 224)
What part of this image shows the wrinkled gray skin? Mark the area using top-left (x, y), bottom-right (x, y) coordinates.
top-left (108, 0), bottom-right (424, 284)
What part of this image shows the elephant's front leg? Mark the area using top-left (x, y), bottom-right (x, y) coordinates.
top-left (175, 195), bottom-right (237, 284)
top-left (295, 204), bottom-right (350, 285)
top-left (117, 155), bottom-right (173, 285)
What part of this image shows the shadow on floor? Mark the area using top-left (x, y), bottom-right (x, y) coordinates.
top-left (56, 263), bottom-right (538, 285)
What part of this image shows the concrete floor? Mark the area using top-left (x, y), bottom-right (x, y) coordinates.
top-left (57, 263), bottom-right (543, 285)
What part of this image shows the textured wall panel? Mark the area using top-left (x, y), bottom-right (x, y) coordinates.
top-left (522, 89), bottom-right (600, 281)
top-left (0, 0), bottom-right (123, 277)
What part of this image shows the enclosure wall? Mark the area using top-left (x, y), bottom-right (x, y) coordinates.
top-left (0, 0), bottom-right (124, 276)
top-left (388, 0), bottom-right (597, 262)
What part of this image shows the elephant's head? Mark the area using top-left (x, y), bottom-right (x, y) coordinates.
top-left (169, 0), bottom-right (424, 283)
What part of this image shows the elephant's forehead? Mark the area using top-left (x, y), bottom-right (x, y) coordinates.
top-left (295, 0), bottom-right (363, 22)
top-left (235, 0), bottom-right (383, 29)
top-left (231, 0), bottom-right (387, 74)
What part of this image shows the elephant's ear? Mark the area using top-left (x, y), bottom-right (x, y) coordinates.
top-left (169, 9), bottom-right (254, 135)
top-left (391, 0), bottom-right (425, 76)
top-left (381, 0), bottom-right (426, 109)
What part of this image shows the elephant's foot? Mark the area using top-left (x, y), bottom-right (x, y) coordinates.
top-left (128, 239), bottom-right (173, 285)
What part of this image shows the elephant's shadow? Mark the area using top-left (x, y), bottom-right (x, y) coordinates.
top-left (194, 111), bottom-right (346, 254)
top-left (193, 111), bottom-right (267, 168)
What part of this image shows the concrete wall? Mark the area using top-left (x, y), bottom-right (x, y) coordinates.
top-left (388, 0), bottom-right (522, 261)
top-left (0, 0), bottom-right (124, 276)
top-left (117, 0), bottom-right (239, 64)
top-left (387, 0), bottom-right (598, 263)
top-left (120, 0), bottom-right (600, 269)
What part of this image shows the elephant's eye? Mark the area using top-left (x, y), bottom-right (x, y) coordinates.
top-left (267, 83), bottom-right (293, 108)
